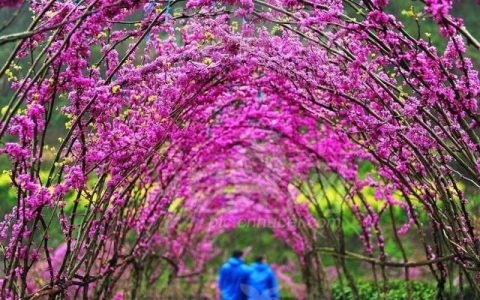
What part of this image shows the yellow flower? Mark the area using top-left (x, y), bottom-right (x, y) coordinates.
top-left (401, 7), bottom-right (418, 18)
top-left (63, 156), bottom-right (74, 164)
top-left (204, 32), bottom-right (215, 41)
top-left (5, 69), bottom-right (17, 82)
top-left (148, 95), bottom-right (157, 103)
top-left (11, 63), bottom-right (22, 70)
top-left (112, 85), bottom-right (121, 94)
top-left (231, 21), bottom-right (239, 32)
top-left (271, 25), bottom-right (283, 35)
top-left (1, 106), bottom-right (9, 116)
top-left (203, 57), bottom-right (213, 65)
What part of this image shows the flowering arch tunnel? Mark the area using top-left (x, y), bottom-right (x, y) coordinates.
top-left (0, 0), bottom-right (479, 298)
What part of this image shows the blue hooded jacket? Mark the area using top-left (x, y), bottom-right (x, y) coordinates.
top-left (219, 257), bottom-right (251, 300)
top-left (246, 262), bottom-right (279, 300)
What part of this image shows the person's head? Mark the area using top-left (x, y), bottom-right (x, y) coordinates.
top-left (255, 255), bottom-right (265, 263)
top-left (232, 250), bottom-right (243, 258)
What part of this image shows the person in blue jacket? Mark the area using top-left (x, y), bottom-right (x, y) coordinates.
top-left (219, 250), bottom-right (251, 300)
top-left (246, 255), bottom-right (279, 300)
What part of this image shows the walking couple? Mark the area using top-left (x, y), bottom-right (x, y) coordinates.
top-left (218, 250), bottom-right (279, 300)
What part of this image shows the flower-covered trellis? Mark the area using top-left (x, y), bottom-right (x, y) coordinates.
top-left (0, 0), bottom-right (479, 298)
